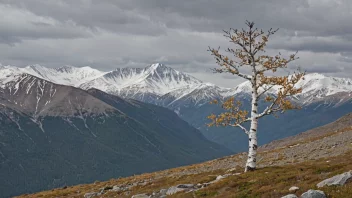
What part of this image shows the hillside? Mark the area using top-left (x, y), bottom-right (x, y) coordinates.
top-left (17, 113), bottom-right (352, 198)
top-left (0, 74), bottom-right (230, 198)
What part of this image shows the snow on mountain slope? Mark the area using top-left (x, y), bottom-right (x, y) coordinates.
top-left (0, 64), bottom-right (106, 86)
top-left (158, 83), bottom-right (225, 107)
top-left (79, 63), bottom-right (203, 96)
top-left (1, 63), bottom-right (351, 106)
top-left (0, 73), bottom-right (115, 118)
top-left (295, 73), bottom-right (352, 99)
top-left (227, 73), bottom-right (352, 102)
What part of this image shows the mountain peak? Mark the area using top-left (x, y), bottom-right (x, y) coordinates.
top-left (147, 63), bottom-right (165, 70)
top-left (55, 65), bottom-right (75, 72)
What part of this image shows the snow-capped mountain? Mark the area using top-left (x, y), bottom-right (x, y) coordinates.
top-left (79, 63), bottom-right (203, 98)
top-left (1, 63), bottom-right (351, 106)
top-left (0, 64), bottom-right (106, 86)
top-left (226, 73), bottom-right (352, 104)
top-left (0, 62), bottom-right (351, 157)
top-left (157, 83), bottom-right (226, 108)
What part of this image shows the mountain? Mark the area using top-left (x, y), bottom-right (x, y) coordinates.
top-left (79, 63), bottom-right (203, 102)
top-left (228, 73), bottom-right (352, 104)
top-left (166, 74), bottom-right (352, 151)
top-left (0, 64), bottom-right (106, 86)
top-left (1, 64), bottom-right (351, 152)
top-left (0, 74), bottom-right (230, 198)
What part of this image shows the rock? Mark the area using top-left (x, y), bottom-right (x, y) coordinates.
top-left (166, 184), bottom-right (195, 195)
top-left (112, 185), bottom-right (121, 192)
top-left (289, 186), bottom-right (299, 192)
top-left (196, 183), bottom-right (203, 188)
top-left (84, 192), bottom-right (98, 198)
top-left (177, 184), bottom-right (194, 188)
top-left (226, 167), bottom-right (237, 172)
top-left (149, 189), bottom-right (167, 198)
top-left (216, 175), bottom-right (226, 180)
top-left (317, 170), bottom-right (352, 188)
top-left (131, 193), bottom-right (150, 198)
top-left (300, 189), bottom-right (326, 198)
top-left (124, 191), bottom-right (131, 196)
top-left (159, 189), bottom-right (167, 195)
top-left (281, 194), bottom-right (298, 198)
top-left (103, 186), bottom-right (113, 191)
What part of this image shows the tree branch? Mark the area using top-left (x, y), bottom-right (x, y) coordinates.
top-left (229, 123), bottom-right (249, 135)
top-left (257, 85), bottom-right (275, 98)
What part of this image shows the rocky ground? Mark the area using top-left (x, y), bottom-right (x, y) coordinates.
top-left (16, 114), bottom-right (352, 198)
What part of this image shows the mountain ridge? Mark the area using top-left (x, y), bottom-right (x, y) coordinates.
top-left (1, 63), bottom-right (351, 104)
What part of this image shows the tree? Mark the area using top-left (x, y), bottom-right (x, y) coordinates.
top-left (207, 21), bottom-right (305, 172)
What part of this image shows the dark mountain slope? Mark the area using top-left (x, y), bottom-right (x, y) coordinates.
top-left (0, 74), bottom-right (230, 198)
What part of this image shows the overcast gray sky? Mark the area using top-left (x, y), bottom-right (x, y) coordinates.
top-left (0, 0), bottom-right (351, 87)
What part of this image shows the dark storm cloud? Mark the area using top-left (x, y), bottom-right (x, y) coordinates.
top-left (0, 0), bottom-right (351, 87)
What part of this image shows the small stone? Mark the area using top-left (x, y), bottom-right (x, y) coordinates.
top-left (166, 184), bottom-right (195, 195)
top-left (84, 192), bottom-right (98, 198)
top-left (300, 189), bottom-right (326, 198)
top-left (177, 184), bottom-right (194, 188)
top-left (289, 186), bottom-right (299, 192)
top-left (131, 193), bottom-right (150, 198)
top-left (281, 194), bottom-right (298, 198)
top-left (124, 191), bottom-right (130, 196)
top-left (226, 167), bottom-right (237, 172)
top-left (317, 170), bottom-right (352, 188)
top-left (216, 175), bottom-right (226, 180)
top-left (112, 185), bottom-right (121, 192)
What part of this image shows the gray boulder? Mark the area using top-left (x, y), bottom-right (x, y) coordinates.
top-left (317, 170), bottom-right (352, 188)
top-left (281, 194), bottom-right (298, 198)
top-left (166, 184), bottom-right (195, 195)
top-left (300, 189), bottom-right (326, 198)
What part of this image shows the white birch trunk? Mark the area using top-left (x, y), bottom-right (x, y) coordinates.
top-left (245, 73), bottom-right (259, 172)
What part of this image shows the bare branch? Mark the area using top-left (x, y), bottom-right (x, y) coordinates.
top-left (208, 46), bottom-right (252, 80)
top-left (253, 28), bottom-right (279, 56)
top-left (229, 123), bottom-right (249, 134)
top-left (257, 85), bottom-right (275, 98)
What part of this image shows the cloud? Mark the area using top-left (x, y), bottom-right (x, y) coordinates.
top-left (0, 0), bottom-right (351, 87)
top-left (0, 4), bottom-right (94, 44)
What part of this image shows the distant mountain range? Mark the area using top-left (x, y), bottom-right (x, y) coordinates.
top-left (2, 63), bottom-right (351, 105)
top-left (0, 72), bottom-right (231, 197)
top-left (0, 63), bottom-right (352, 151)
top-left (1, 63), bottom-right (351, 151)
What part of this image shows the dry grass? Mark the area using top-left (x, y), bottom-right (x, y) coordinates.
top-left (16, 126), bottom-right (352, 198)
top-left (17, 151), bottom-right (352, 198)
top-left (170, 151), bottom-right (352, 198)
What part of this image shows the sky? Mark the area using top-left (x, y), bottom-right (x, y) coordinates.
top-left (0, 0), bottom-right (352, 87)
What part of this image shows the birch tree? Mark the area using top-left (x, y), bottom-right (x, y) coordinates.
top-left (207, 21), bottom-right (305, 172)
